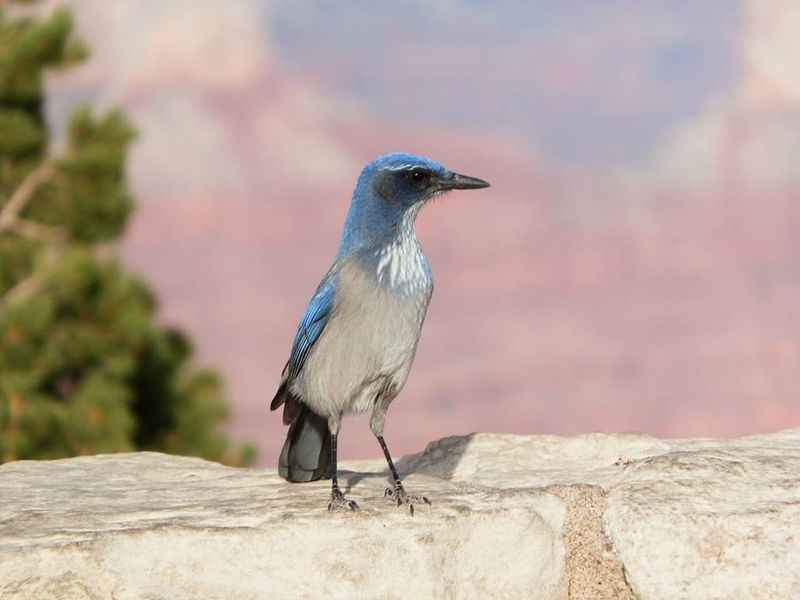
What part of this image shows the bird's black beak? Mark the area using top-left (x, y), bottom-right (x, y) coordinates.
top-left (437, 171), bottom-right (491, 191)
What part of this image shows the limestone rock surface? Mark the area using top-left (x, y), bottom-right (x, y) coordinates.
top-left (1, 429), bottom-right (798, 599)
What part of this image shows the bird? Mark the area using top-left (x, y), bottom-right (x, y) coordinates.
top-left (270, 152), bottom-right (490, 513)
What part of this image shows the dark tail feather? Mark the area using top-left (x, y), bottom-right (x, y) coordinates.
top-left (270, 379), bottom-right (289, 412)
top-left (278, 401), bottom-right (332, 483)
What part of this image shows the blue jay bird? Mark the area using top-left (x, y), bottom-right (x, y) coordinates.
top-left (270, 152), bottom-right (489, 513)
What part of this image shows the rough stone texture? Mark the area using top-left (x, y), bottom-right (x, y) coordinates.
top-left (400, 429), bottom-right (800, 599)
top-left (2, 429), bottom-right (799, 599)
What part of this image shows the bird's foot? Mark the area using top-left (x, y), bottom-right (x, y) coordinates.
top-left (328, 487), bottom-right (359, 512)
top-left (384, 482), bottom-right (430, 516)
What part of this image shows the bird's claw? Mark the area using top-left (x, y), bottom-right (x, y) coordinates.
top-left (328, 488), bottom-right (359, 512)
top-left (384, 484), bottom-right (430, 516)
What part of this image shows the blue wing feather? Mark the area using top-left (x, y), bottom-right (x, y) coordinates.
top-left (286, 274), bottom-right (336, 380)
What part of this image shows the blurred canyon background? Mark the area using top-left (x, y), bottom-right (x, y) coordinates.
top-left (41, 1), bottom-right (800, 464)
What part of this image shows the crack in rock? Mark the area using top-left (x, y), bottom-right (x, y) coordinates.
top-left (546, 484), bottom-right (637, 600)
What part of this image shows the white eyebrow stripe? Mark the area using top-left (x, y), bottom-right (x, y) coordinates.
top-left (383, 163), bottom-right (429, 172)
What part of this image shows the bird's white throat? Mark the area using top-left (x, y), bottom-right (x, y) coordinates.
top-left (374, 208), bottom-right (431, 294)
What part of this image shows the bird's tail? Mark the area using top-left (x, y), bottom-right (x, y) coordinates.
top-left (278, 399), bottom-right (332, 483)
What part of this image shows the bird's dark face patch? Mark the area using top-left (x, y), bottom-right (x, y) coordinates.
top-left (374, 167), bottom-right (436, 205)
top-left (402, 167), bottom-right (434, 192)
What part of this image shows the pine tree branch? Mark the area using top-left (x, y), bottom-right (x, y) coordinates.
top-left (0, 161), bottom-right (56, 233)
top-left (1, 271), bottom-right (45, 311)
top-left (0, 240), bottom-right (114, 315)
top-left (7, 217), bottom-right (66, 242)
top-left (0, 242), bottom-right (62, 314)
top-left (0, 163), bottom-right (64, 314)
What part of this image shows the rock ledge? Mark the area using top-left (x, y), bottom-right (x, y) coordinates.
top-left (2, 429), bottom-right (799, 599)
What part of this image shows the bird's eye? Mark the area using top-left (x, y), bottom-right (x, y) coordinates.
top-left (407, 170), bottom-right (428, 184)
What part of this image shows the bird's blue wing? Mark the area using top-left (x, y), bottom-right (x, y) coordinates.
top-left (286, 275), bottom-right (336, 381)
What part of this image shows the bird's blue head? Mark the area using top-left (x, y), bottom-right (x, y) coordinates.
top-left (338, 152), bottom-right (489, 255)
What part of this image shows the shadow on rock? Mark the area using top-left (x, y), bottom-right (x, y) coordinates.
top-left (340, 433), bottom-right (476, 494)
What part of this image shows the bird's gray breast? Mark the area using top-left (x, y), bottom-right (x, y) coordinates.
top-left (293, 245), bottom-right (432, 417)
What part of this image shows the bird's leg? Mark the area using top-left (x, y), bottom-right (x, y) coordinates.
top-left (371, 399), bottom-right (430, 515)
top-left (327, 417), bottom-right (358, 512)
top-left (376, 434), bottom-right (430, 516)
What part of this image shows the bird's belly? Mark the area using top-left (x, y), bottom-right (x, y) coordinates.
top-left (295, 284), bottom-right (429, 418)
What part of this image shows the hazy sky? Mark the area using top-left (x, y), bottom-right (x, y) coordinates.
top-left (270, 2), bottom-right (741, 166)
top-left (46, 1), bottom-right (800, 464)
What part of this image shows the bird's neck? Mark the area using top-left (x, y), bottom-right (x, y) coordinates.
top-left (338, 208), bottom-right (432, 296)
top-left (337, 198), bottom-right (432, 294)
top-left (373, 227), bottom-right (430, 294)
top-left (338, 198), bottom-right (422, 258)
top-left (392, 202), bottom-right (422, 246)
